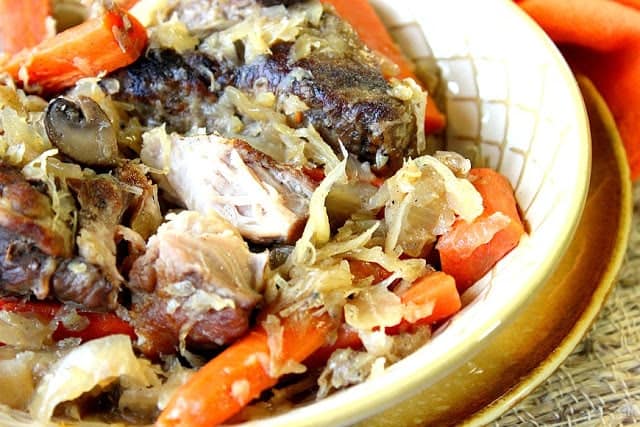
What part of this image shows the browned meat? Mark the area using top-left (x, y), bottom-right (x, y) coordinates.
top-left (68, 175), bottom-right (132, 287)
top-left (115, 162), bottom-right (163, 241)
top-left (0, 226), bottom-right (57, 298)
top-left (141, 133), bottom-right (316, 244)
top-left (0, 163), bottom-right (69, 258)
top-left (52, 259), bottom-right (117, 310)
top-left (104, 49), bottom-right (220, 134)
top-left (128, 210), bottom-right (267, 357)
top-left (0, 163), bottom-right (66, 299)
top-left (230, 38), bottom-right (417, 172)
top-left (0, 163), bottom-right (118, 309)
top-left (108, 8), bottom-right (417, 172)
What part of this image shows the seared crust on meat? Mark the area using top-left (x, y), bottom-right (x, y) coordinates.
top-left (0, 226), bottom-right (57, 298)
top-left (0, 164), bottom-right (68, 257)
top-left (108, 7), bottom-right (418, 173)
top-left (69, 174), bottom-right (140, 290)
top-left (128, 294), bottom-right (254, 356)
top-left (105, 49), bottom-right (220, 134)
top-left (232, 39), bottom-right (417, 171)
top-left (52, 259), bottom-right (117, 310)
top-left (115, 162), bottom-right (163, 241)
top-left (0, 163), bottom-right (129, 310)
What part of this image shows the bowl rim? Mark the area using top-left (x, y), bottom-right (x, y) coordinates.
top-left (243, 1), bottom-right (592, 426)
top-left (463, 74), bottom-right (630, 427)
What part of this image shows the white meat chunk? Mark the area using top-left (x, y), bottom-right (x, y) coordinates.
top-left (141, 132), bottom-right (316, 244)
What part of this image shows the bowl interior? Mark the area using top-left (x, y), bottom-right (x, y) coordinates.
top-left (246, 0), bottom-right (591, 426)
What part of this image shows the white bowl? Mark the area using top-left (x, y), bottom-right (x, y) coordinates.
top-left (245, 0), bottom-right (591, 425)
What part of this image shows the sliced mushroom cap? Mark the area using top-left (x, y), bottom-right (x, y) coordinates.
top-left (44, 96), bottom-right (119, 167)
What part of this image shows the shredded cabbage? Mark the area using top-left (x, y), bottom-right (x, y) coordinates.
top-left (29, 335), bottom-right (160, 422)
top-left (150, 18), bottom-right (198, 53)
top-left (200, 2), bottom-right (323, 64)
top-left (369, 154), bottom-right (483, 256)
top-left (0, 312), bottom-right (53, 351)
top-left (130, 0), bottom-right (170, 27)
top-left (344, 284), bottom-right (403, 330)
top-left (389, 78), bottom-right (427, 155)
top-left (414, 155), bottom-right (483, 223)
top-left (0, 107), bottom-right (50, 166)
top-left (291, 155), bottom-right (347, 265)
top-left (22, 149), bottom-right (79, 256)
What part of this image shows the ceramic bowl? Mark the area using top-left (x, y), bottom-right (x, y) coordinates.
top-left (246, 0), bottom-right (591, 425)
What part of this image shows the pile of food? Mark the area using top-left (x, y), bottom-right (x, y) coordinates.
top-left (0, 0), bottom-right (525, 425)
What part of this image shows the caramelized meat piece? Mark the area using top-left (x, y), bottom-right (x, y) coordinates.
top-left (116, 162), bottom-right (163, 240)
top-left (0, 163), bottom-right (68, 258)
top-left (52, 259), bottom-right (117, 310)
top-left (128, 210), bottom-right (267, 357)
top-left (0, 163), bottom-right (66, 299)
top-left (0, 227), bottom-right (57, 298)
top-left (108, 8), bottom-right (417, 172)
top-left (141, 133), bottom-right (316, 244)
top-left (105, 49), bottom-right (220, 134)
top-left (0, 163), bottom-right (118, 309)
top-left (232, 40), bottom-right (416, 171)
top-left (69, 175), bottom-right (132, 287)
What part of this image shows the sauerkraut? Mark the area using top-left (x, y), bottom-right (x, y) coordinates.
top-left (0, 0), bottom-right (525, 425)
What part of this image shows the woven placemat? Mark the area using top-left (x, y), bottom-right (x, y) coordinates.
top-left (494, 183), bottom-right (640, 426)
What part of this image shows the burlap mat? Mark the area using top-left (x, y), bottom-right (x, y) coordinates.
top-left (494, 184), bottom-right (640, 426)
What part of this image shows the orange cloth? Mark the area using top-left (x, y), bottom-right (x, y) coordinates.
top-left (518, 0), bottom-right (640, 179)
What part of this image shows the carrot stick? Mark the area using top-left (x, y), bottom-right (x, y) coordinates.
top-left (157, 312), bottom-right (334, 427)
top-left (0, 0), bottom-right (51, 55)
top-left (308, 270), bottom-right (461, 365)
top-left (1, 7), bottom-right (147, 93)
top-left (321, 0), bottom-right (446, 134)
top-left (0, 297), bottom-right (136, 342)
top-left (348, 262), bottom-right (460, 325)
top-left (396, 271), bottom-right (460, 325)
top-left (436, 168), bottom-right (525, 291)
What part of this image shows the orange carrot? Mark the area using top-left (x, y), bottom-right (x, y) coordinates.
top-left (397, 271), bottom-right (460, 325)
top-left (321, 0), bottom-right (446, 134)
top-left (437, 168), bottom-right (525, 291)
top-left (157, 312), bottom-right (334, 427)
top-left (0, 297), bottom-right (136, 342)
top-left (309, 270), bottom-right (461, 365)
top-left (302, 165), bottom-right (326, 183)
top-left (0, 0), bottom-right (51, 55)
top-left (305, 323), bottom-right (362, 367)
top-left (1, 7), bottom-right (147, 93)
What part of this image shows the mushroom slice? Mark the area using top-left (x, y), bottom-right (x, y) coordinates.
top-left (44, 96), bottom-right (119, 166)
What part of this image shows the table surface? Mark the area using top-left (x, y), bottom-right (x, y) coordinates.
top-left (495, 184), bottom-right (640, 426)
